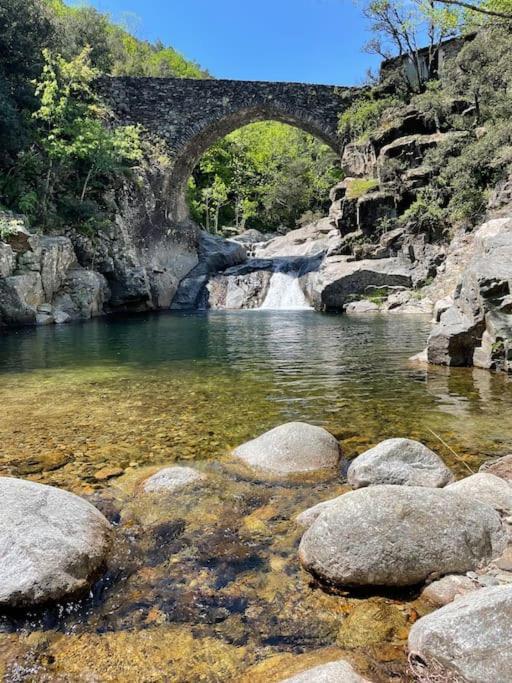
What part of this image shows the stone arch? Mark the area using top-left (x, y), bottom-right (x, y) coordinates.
top-left (168, 105), bottom-right (342, 223)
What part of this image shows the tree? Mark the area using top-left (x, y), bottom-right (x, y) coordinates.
top-left (32, 47), bottom-right (142, 224)
top-left (435, 0), bottom-right (512, 19)
top-left (363, 0), bottom-right (460, 91)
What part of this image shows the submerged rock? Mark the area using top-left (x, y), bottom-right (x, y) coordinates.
top-left (142, 465), bottom-right (205, 493)
top-left (409, 585), bottom-right (512, 682)
top-left (0, 477), bottom-right (111, 607)
top-left (299, 485), bottom-right (506, 588)
top-left (233, 422), bottom-right (341, 476)
top-left (446, 472), bottom-right (512, 514)
top-left (280, 659), bottom-right (371, 683)
top-left (347, 438), bottom-right (454, 489)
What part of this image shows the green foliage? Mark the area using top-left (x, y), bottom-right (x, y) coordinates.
top-left (188, 122), bottom-right (341, 233)
top-left (339, 94), bottom-right (400, 141)
top-left (345, 178), bottom-right (379, 199)
top-left (399, 188), bottom-right (447, 238)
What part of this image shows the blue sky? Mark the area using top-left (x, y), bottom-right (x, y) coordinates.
top-left (78, 0), bottom-right (379, 85)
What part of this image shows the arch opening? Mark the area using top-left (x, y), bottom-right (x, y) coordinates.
top-left (167, 106), bottom-right (342, 229)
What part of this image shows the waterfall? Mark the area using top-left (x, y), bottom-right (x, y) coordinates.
top-left (260, 269), bottom-right (312, 310)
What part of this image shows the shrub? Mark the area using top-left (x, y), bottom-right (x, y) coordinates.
top-left (339, 93), bottom-right (401, 142)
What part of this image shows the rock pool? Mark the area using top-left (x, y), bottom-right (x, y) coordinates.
top-left (1, 310), bottom-right (512, 681)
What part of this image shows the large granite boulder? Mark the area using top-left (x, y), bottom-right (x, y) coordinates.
top-left (427, 217), bottom-right (512, 372)
top-left (255, 220), bottom-right (333, 259)
top-left (347, 438), bottom-right (454, 489)
top-left (299, 485), bottom-right (506, 588)
top-left (141, 466), bottom-right (205, 494)
top-left (0, 273), bottom-right (44, 327)
top-left (409, 585), bottom-right (512, 682)
top-left (0, 242), bottom-right (15, 278)
top-left (446, 473), bottom-right (512, 514)
top-left (53, 269), bottom-right (110, 320)
top-left (0, 477), bottom-right (111, 607)
top-left (280, 660), bottom-right (371, 683)
top-left (39, 236), bottom-right (76, 300)
top-left (316, 255), bottom-right (412, 311)
top-left (234, 422), bottom-right (341, 476)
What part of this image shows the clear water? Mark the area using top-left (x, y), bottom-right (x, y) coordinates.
top-left (1, 311), bottom-right (511, 682)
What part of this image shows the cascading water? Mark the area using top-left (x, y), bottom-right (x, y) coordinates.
top-left (260, 267), bottom-right (312, 310)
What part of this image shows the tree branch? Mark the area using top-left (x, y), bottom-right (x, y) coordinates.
top-left (435, 0), bottom-right (512, 19)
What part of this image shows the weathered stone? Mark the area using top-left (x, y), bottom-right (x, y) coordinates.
top-left (426, 217), bottom-right (512, 372)
top-left (446, 473), bottom-right (512, 514)
top-left (172, 230), bottom-right (246, 309)
top-left (0, 477), bottom-right (111, 607)
top-left (357, 192), bottom-right (396, 235)
top-left (345, 300), bottom-right (380, 314)
top-left (409, 585), bottom-right (512, 682)
top-left (317, 255), bottom-right (412, 311)
top-left (347, 438), bottom-right (454, 489)
top-left (234, 422), bottom-right (341, 476)
top-left (39, 236), bottom-right (76, 300)
top-left (255, 220), bottom-right (333, 259)
top-left (142, 466), bottom-right (205, 493)
top-left (53, 269), bottom-right (110, 320)
top-left (0, 273), bottom-right (44, 327)
top-left (341, 140), bottom-right (378, 179)
top-left (299, 485), bottom-right (506, 588)
top-left (421, 575), bottom-right (477, 607)
top-left (279, 660), bottom-right (370, 683)
top-left (207, 268), bottom-right (272, 309)
top-left (480, 454), bottom-right (512, 483)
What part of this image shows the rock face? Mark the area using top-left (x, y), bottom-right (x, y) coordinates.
top-left (142, 466), bottom-right (205, 493)
top-left (0, 477), bottom-right (111, 607)
top-left (347, 438), bottom-right (454, 489)
top-left (426, 217), bottom-right (512, 372)
top-left (280, 660), bottom-right (370, 683)
top-left (315, 256), bottom-right (412, 311)
top-left (409, 585), bottom-right (512, 682)
top-left (446, 473), bottom-right (512, 514)
top-left (171, 230), bottom-right (247, 309)
top-left (234, 422), bottom-right (341, 476)
top-left (299, 485), bottom-right (506, 588)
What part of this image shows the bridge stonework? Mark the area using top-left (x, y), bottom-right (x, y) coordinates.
top-left (98, 77), bottom-right (359, 222)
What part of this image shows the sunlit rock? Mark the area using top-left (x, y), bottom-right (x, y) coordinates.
top-left (0, 477), bottom-right (111, 607)
top-left (347, 438), bottom-right (454, 489)
top-left (421, 574), bottom-right (477, 607)
top-left (233, 422), bottom-right (341, 476)
top-left (299, 485), bottom-right (506, 588)
top-left (409, 585), bottom-right (512, 682)
top-left (446, 472), bottom-right (512, 514)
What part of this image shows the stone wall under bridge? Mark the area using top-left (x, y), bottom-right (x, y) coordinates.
top-left (98, 76), bottom-right (360, 224)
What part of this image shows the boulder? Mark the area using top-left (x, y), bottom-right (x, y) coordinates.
top-left (0, 273), bottom-right (44, 327)
top-left (317, 255), bottom-right (412, 311)
top-left (279, 660), bottom-right (371, 683)
top-left (356, 192), bottom-right (396, 235)
top-left (207, 267), bottom-right (272, 309)
top-left (234, 422), bottom-right (341, 476)
top-left (54, 269), bottom-right (110, 320)
top-left (39, 236), bottom-right (76, 300)
top-left (421, 574), bottom-right (477, 607)
top-left (426, 217), bottom-right (512, 373)
top-left (142, 466), bottom-right (205, 494)
top-left (0, 477), bottom-right (111, 607)
top-left (255, 220), bottom-right (333, 259)
top-left (299, 485), bottom-right (506, 588)
top-left (480, 454), bottom-right (512, 483)
top-left (446, 473), bottom-right (512, 514)
top-left (409, 585), bottom-right (512, 682)
top-left (347, 438), bottom-right (454, 489)
top-left (341, 140), bottom-right (378, 179)
top-left (345, 300), bottom-right (380, 314)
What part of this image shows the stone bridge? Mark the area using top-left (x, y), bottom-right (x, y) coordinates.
top-left (98, 77), bottom-right (360, 223)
